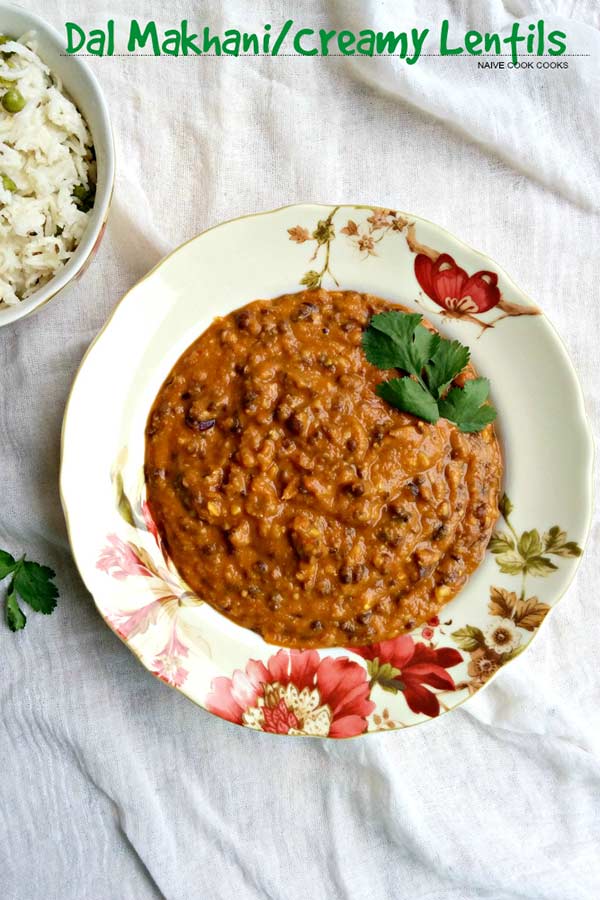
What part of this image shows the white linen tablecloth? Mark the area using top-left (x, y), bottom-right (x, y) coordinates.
top-left (1, 1), bottom-right (599, 898)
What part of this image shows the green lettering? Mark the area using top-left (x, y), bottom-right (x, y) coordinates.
top-left (375, 31), bottom-right (406, 56)
top-left (547, 29), bottom-right (567, 55)
top-left (203, 27), bottom-right (221, 55)
top-left (337, 30), bottom-right (355, 55)
top-left (128, 20), bottom-right (160, 55)
top-left (272, 19), bottom-right (293, 55)
top-left (263, 24), bottom-right (271, 54)
top-left (534, 20), bottom-right (544, 55)
top-left (439, 19), bottom-right (462, 55)
top-left (107, 19), bottom-right (114, 56)
top-left (503, 22), bottom-right (526, 65)
top-left (162, 29), bottom-right (180, 56)
top-left (87, 28), bottom-right (107, 57)
top-left (242, 33), bottom-right (259, 54)
top-left (293, 28), bottom-right (317, 56)
top-left (406, 27), bottom-right (429, 64)
top-left (484, 32), bottom-right (501, 53)
top-left (526, 23), bottom-right (535, 54)
top-left (222, 29), bottom-right (241, 56)
top-left (180, 20), bottom-right (201, 55)
top-left (319, 28), bottom-right (337, 56)
top-left (64, 22), bottom-right (85, 54)
top-left (356, 29), bottom-right (375, 56)
top-left (464, 30), bottom-right (483, 55)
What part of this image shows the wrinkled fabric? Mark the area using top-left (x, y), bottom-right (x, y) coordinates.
top-left (1, 2), bottom-right (599, 899)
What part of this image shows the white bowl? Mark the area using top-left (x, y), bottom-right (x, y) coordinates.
top-left (0, 1), bottom-right (114, 327)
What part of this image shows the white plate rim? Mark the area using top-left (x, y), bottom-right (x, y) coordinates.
top-left (60, 202), bottom-right (594, 739)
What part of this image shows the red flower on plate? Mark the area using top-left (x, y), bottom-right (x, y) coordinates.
top-left (414, 253), bottom-right (500, 315)
top-left (206, 649), bottom-right (375, 738)
top-left (354, 635), bottom-right (462, 718)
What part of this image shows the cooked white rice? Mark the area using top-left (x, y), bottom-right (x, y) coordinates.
top-left (0, 32), bottom-right (95, 306)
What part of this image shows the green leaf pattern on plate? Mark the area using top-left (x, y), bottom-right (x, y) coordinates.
top-left (451, 496), bottom-right (582, 696)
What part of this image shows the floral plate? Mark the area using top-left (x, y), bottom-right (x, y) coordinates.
top-left (60, 204), bottom-right (593, 738)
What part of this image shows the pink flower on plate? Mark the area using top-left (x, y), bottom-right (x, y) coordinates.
top-left (141, 500), bottom-right (161, 546)
top-left (96, 534), bottom-right (152, 580)
top-left (206, 649), bottom-right (375, 738)
top-left (152, 630), bottom-right (189, 687)
top-left (153, 656), bottom-right (188, 688)
top-left (105, 597), bottom-right (165, 640)
top-left (421, 626), bottom-right (435, 641)
top-left (354, 635), bottom-right (462, 718)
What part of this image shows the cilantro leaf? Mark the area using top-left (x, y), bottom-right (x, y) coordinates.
top-left (362, 310), bottom-right (496, 433)
top-left (6, 581), bottom-right (26, 632)
top-left (425, 340), bottom-right (470, 400)
top-left (13, 560), bottom-right (58, 614)
top-left (413, 324), bottom-right (441, 367)
top-left (0, 549), bottom-right (16, 579)
top-left (1, 549), bottom-right (59, 631)
top-left (376, 378), bottom-right (440, 423)
top-left (362, 321), bottom-right (441, 373)
top-left (368, 312), bottom-right (430, 377)
top-left (369, 310), bottom-right (423, 346)
top-left (438, 377), bottom-right (497, 432)
top-left (362, 329), bottom-right (403, 370)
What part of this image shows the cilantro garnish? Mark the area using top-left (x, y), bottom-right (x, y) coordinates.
top-left (376, 378), bottom-right (439, 423)
top-left (438, 377), bottom-right (497, 433)
top-left (362, 311), bottom-right (496, 433)
top-left (0, 548), bottom-right (58, 632)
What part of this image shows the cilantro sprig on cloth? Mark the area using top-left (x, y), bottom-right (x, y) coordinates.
top-left (362, 311), bottom-right (496, 433)
top-left (0, 549), bottom-right (58, 632)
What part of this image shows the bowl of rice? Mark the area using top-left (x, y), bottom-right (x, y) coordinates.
top-left (0, 2), bottom-right (114, 326)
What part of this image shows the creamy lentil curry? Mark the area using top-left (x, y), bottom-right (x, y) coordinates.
top-left (145, 290), bottom-right (502, 648)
